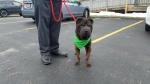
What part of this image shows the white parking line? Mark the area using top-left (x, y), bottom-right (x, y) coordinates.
top-left (25, 18), bottom-right (100, 30)
top-left (0, 17), bottom-right (22, 20)
top-left (0, 20), bottom-right (32, 24)
top-left (25, 22), bottom-right (75, 30)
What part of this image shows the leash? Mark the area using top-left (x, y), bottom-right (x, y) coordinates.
top-left (50, 0), bottom-right (62, 22)
top-left (63, 1), bottom-right (76, 21)
top-left (50, 0), bottom-right (76, 22)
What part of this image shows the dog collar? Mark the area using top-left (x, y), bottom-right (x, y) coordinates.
top-left (74, 34), bottom-right (90, 49)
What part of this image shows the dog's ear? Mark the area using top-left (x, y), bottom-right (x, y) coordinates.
top-left (88, 18), bottom-right (94, 24)
top-left (76, 17), bottom-right (84, 24)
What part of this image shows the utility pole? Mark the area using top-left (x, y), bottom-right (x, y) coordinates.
top-left (125, 0), bottom-right (128, 14)
top-left (91, 0), bottom-right (93, 12)
top-left (106, 0), bottom-right (108, 11)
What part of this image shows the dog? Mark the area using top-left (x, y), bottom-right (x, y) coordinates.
top-left (74, 17), bottom-right (94, 67)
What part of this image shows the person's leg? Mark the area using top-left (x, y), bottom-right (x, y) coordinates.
top-left (49, 0), bottom-right (67, 57)
top-left (34, 0), bottom-right (51, 64)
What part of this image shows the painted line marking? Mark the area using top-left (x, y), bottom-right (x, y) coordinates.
top-left (25, 18), bottom-right (100, 30)
top-left (92, 20), bottom-right (144, 43)
top-left (25, 27), bottom-right (36, 30)
top-left (0, 20), bottom-right (31, 24)
top-left (25, 22), bottom-right (74, 30)
top-left (0, 17), bottom-right (22, 20)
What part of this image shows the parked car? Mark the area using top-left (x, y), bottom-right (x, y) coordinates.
top-left (145, 5), bottom-right (150, 31)
top-left (21, 0), bottom-right (90, 20)
top-left (0, 0), bottom-right (22, 17)
top-left (14, 0), bottom-right (23, 3)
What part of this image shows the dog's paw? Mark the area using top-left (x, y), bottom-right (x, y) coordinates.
top-left (86, 64), bottom-right (92, 67)
top-left (75, 62), bottom-right (80, 66)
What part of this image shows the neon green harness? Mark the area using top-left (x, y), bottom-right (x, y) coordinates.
top-left (74, 34), bottom-right (90, 49)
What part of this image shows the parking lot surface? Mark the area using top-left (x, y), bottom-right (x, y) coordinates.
top-left (0, 16), bottom-right (150, 84)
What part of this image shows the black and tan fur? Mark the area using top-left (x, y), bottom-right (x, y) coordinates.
top-left (74, 17), bottom-right (94, 67)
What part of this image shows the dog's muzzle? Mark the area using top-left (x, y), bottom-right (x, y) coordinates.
top-left (80, 27), bottom-right (91, 40)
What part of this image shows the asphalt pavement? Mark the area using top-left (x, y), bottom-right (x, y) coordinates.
top-left (0, 16), bottom-right (150, 84)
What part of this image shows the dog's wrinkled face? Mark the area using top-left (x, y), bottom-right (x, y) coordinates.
top-left (76, 17), bottom-right (94, 40)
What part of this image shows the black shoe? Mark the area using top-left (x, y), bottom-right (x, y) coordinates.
top-left (41, 55), bottom-right (51, 65)
top-left (51, 50), bottom-right (68, 57)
